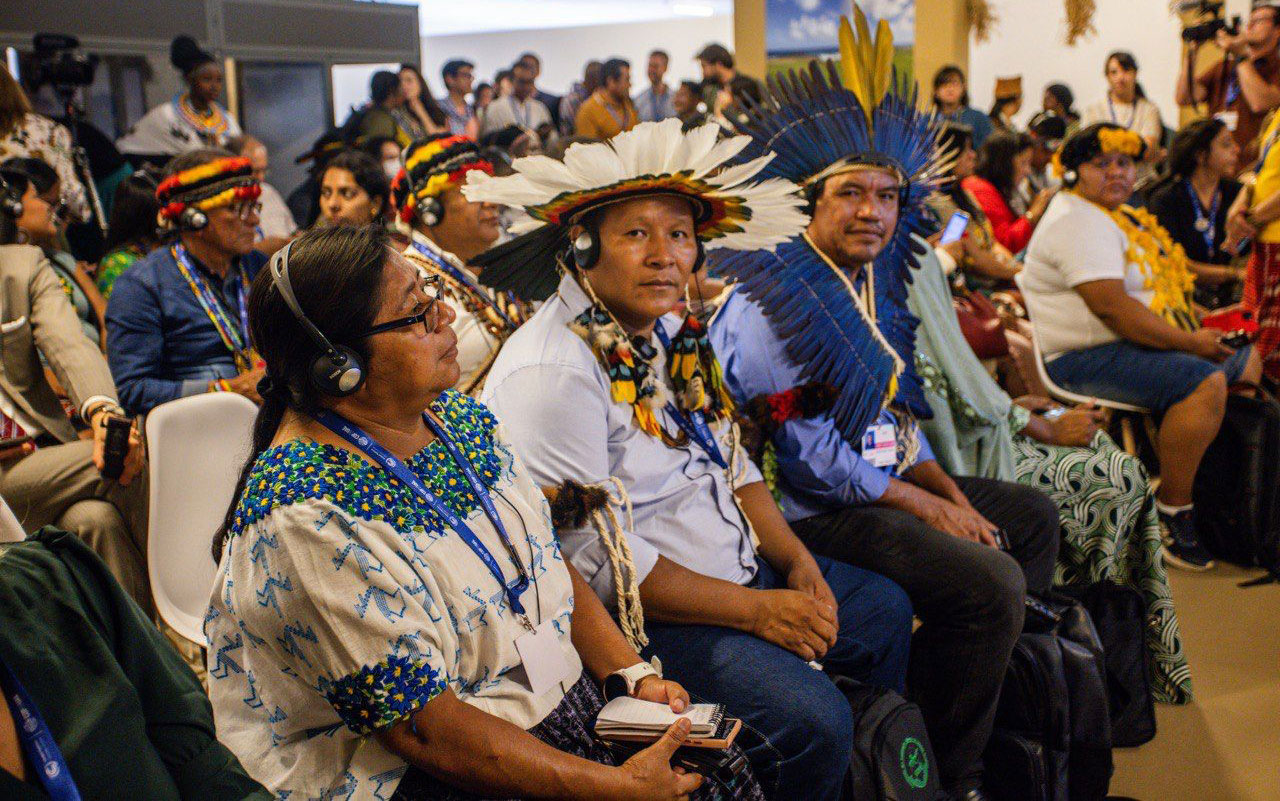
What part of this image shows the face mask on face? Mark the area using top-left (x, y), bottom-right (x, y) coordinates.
top-left (383, 158), bottom-right (401, 179)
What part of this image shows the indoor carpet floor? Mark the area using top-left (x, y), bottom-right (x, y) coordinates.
top-left (1108, 561), bottom-right (1280, 801)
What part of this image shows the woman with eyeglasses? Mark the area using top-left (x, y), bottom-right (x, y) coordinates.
top-left (207, 224), bottom-right (758, 801)
top-left (0, 157), bottom-right (105, 348)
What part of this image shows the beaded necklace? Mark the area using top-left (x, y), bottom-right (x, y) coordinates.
top-left (174, 94), bottom-right (230, 142)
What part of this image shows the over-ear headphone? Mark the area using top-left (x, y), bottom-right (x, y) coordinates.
top-left (570, 227), bottom-right (707, 272)
top-left (417, 195), bottom-right (444, 227)
top-left (180, 206), bottom-right (208, 230)
top-left (268, 240), bottom-right (367, 396)
top-left (0, 173), bottom-right (22, 220)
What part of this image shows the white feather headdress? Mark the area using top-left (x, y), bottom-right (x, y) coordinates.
top-left (462, 119), bottom-right (808, 252)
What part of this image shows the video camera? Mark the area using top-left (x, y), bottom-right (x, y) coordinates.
top-left (31, 33), bottom-right (98, 93)
top-left (1179, 0), bottom-right (1241, 44)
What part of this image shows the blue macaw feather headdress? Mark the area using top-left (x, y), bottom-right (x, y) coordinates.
top-left (716, 7), bottom-right (949, 447)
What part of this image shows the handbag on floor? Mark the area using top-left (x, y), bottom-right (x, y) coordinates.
top-left (1193, 382), bottom-right (1280, 582)
top-left (1057, 582), bottom-right (1156, 747)
top-left (984, 594), bottom-right (1112, 801)
top-left (832, 677), bottom-right (947, 801)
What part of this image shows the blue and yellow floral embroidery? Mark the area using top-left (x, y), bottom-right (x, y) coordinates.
top-left (229, 391), bottom-right (503, 538)
top-left (325, 654), bottom-right (445, 734)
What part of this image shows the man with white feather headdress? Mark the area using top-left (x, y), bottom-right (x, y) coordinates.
top-left (468, 118), bottom-right (915, 799)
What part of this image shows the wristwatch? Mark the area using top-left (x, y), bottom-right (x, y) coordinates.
top-left (603, 661), bottom-right (661, 700)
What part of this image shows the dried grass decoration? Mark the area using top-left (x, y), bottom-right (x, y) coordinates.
top-left (1064, 0), bottom-right (1098, 45)
top-left (966, 0), bottom-right (998, 43)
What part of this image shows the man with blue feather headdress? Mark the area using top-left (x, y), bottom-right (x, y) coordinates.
top-left (708, 9), bottom-right (1061, 800)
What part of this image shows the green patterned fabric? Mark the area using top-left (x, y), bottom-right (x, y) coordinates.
top-left (1012, 432), bottom-right (1192, 703)
top-left (908, 240), bottom-right (1192, 704)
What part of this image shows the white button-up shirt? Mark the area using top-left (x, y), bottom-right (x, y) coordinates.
top-left (483, 272), bottom-right (761, 605)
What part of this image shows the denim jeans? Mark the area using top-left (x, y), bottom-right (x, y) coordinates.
top-left (640, 555), bottom-right (912, 801)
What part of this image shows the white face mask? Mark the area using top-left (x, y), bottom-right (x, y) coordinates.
top-left (383, 158), bottom-right (401, 179)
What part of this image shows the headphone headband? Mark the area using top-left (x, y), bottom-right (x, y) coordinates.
top-left (267, 239), bottom-right (367, 396)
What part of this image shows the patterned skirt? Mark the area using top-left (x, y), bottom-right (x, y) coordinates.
top-left (392, 674), bottom-right (765, 800)
top-left (1012, 431), bottom-right (1193, 704)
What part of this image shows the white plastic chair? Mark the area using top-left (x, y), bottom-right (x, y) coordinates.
top-left (146, 393), bottom-right (258, 645)
top-left (0, 496), bottom-right (25, 542)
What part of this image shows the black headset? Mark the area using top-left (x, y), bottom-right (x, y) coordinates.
top-left (570, 224), bottom-right (707, 272)
top-left (179, 206), bottom-right (209, 231)
top-left (417, 195), bottom-right (444, 227)
top-left (0, 173), bottom-right (23, 220)
top-left (268, 240), bottom-right (367, 396)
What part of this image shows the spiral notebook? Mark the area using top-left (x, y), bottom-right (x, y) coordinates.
top-left (591, 696), bottom-right (732, 737)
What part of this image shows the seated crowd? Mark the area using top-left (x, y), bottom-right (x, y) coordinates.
top-left (4, 8), bottom-right (1280, 799)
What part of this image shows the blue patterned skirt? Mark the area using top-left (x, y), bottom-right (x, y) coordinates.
top-left (392, 674), bottom-right (764, 800)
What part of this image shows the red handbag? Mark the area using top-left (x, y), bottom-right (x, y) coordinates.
top-left (953, 290), bottom-right (1011, 359)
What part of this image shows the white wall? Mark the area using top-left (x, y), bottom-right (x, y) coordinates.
top-left (420, 14), bottom-right (735, 98)
top-left (968, 0), bottom-right (1252, 130)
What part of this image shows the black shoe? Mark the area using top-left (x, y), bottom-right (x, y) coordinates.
top-left (950, 789), bottom-right (991, 801)
top-left (1160, 509), bottom-right (1215, 571)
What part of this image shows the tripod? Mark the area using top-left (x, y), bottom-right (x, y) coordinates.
top-left (53, 84), bottom-right (107, 235)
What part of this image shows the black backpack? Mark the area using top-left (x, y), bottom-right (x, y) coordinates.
top-left (833, 677), bottom-right (947, 801)
top-left (1193, 384), bottom-right (1280, 583)
top-left (1058, 582), bottom-right (1156, 747)
top-left (984, 595), bottom-right (1112, 801)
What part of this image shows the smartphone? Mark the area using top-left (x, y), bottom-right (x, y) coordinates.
top-left (100, 414), bottom-right (132, 480)
top-left (939, 211), bottom-right (970, 245)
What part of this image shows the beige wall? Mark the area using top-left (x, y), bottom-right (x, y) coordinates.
top-left (913, 0), bottom-right (968, 90)
top-left (734, 0), bottom-right (767, 78)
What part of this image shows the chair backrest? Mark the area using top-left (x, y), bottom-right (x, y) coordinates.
top-left (146, 393), bottom-right (259, 645)
top-left (0, 496), bottom-right (25, 542)
top-left (1014, 272), bottom-right (1149, 414)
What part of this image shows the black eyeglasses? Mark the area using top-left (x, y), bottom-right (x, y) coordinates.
top-left (359, 277), bottom-right (442, 339)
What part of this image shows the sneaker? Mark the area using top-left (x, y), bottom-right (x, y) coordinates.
top-left (1159, 509), bottom-right (1215, 571)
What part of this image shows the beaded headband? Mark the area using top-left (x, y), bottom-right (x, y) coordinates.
top-left (155, 156), bottom-right (261, 227)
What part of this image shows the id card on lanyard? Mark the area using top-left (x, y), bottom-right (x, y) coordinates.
top-left (0, 656), bottom-right (81, 800)
top-left (314, 409), bottom-right (572, 694)
top-left (653, 326), bottom-right (728, 469)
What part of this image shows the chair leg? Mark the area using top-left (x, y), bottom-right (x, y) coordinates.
top-left (1121, 415), bottom-right (1138, 456)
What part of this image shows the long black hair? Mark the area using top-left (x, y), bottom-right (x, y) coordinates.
top-left (932, 65), bottom-right (970, 108)
top-left (399, 64), bottom-right (448, 128)
top-left (212, 224), bottom-right (391, 561)
top-left (104, 169), bottom-right (162, 253)
top-left (1105, 51), bottom-right (1147, 100)
top-left (974, 130), bottom-right (1033, 202)
top-left (1147, 117), bottom-right (1228, 197)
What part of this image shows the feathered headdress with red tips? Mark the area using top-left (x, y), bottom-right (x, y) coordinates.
top-left (155, 155), bottom-right (260, 229)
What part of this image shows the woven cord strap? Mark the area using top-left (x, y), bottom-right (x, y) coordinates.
top-left (587, 477), bottom-right (648, 652)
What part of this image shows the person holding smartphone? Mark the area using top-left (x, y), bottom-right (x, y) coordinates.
top-left (0, 171), bottom-right (148, 607)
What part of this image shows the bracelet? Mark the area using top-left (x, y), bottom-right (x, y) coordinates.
top-left (212, 379), bottom-right (232, 393)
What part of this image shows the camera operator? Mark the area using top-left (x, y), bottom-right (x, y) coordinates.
top-left (1177, 1), bottom-right (1280, 164)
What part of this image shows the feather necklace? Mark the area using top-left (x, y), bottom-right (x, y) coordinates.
top-left (568, 274), bottom-right (734, 446)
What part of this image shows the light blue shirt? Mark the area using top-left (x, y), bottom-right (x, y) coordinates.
top-left (709, 289), bottom-right (936, 521)
top-left (634, 84), bottom-right (677, 123)
top-left (482, 272), bottom-right (762, 605)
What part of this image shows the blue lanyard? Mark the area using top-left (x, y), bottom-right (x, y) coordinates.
top-left (1226, 64), bottom-right (1241, 106)
top-left (0, 656), bottom-right (81, 801)
top-left (1184, 179), bottom-right (1220, 254)
top-left (1107, 96), bottom-right (1137, 130)
top-left (173, 244), bottom-right (250, 352)
top-left (314, 409), bottom-right (532, 620)
top-left (409, 240), bottom-right (516, 329)
top-left (653, 326), bottom-right (728, 469)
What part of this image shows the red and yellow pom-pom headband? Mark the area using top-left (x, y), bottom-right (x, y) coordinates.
top-left (393, 135), bottom-right (493, 223)
top-left (156, 156), bottom-right (261, 226)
